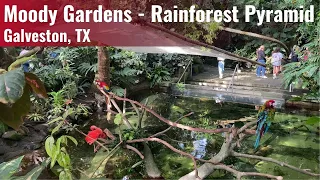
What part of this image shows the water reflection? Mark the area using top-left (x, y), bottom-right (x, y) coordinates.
top-left (178, 132), bottom-right (208, 159)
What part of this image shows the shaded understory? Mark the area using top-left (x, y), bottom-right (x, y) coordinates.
top-left (63, 93), bottom-right (319, 179)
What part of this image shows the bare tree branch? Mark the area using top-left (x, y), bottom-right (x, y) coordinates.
top-left (127, 137), bottom-right (201, 179)
top-left (231, 151), bottom-right (320, 177)
top-left (211, 164), bottom-right (283, 180)
top-left (150, 112), bottom-right (194, 138)
top-left (125, 145), bottom-right (144, 159)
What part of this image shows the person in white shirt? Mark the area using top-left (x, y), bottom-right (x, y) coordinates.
top-left (217, 57), bottom-right (225, 79)
top-left (271, 47), bottom-right (283, 79)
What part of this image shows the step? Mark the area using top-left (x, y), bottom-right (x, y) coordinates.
top-left (174, 83), bottom-right (287, 99)
top-left (170, 85), bottom-right (285, 109)
top-left (188, 81), bottom-right (288, 93)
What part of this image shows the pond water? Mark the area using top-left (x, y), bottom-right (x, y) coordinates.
top-left (68, 93), bottom-right (320, 179)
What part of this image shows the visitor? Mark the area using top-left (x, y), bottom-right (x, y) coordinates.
top-left (256, 45), bottom-right (267, 78)
top-left (303, 47), bottom-right (310, 61)
top-left (289, 45), bottom-right (299, 62)
top-left (271, 47), bottom-right (283, 79)
top-left (20, 47), bottom-right (31, 72)
top-left (255, 47), bottom-right (261, 76)
top-left (217, 57), bottom-right (225, 79)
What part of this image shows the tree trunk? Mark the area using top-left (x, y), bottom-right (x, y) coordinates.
top-left (97, 47), bottom-right (110, 85)
top-left (0, 47), bottom-right (14, 69)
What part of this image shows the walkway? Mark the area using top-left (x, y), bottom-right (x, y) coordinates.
top-left (191, 66), bottom-right (283, 89)
top-left (169, 66), bottom-right (305, 108)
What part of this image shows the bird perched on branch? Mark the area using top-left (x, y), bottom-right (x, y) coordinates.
top-left (254, 100), bottom-right (276, 149)
top-left (94, 79), bottom-right (112, 121)
top-left (94, 80), bottom-right (110, 93)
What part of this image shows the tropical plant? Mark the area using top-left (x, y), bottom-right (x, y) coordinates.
top-left (0, 55), bottom-right (48, 129)
top-left (283, 8), bottom-right (320, 100)
top-left (0, 155), bottom-right (50, 180)
top-left (45, 109), bottom-right (79, 180)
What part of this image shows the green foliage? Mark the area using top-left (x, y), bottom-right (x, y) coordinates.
top-left (283, 10), bottom-right (320, 99)
top-left (13, 158), bottom-right (51, 180)
top-left (45, 135), bottom-right (76, 180)
top-left (49, 90), bottom-right (65, 110)
top-left (0, 121), bottom-right (8, 134)
top-left (175, 83), bottom-right (186, 92)
top-left (122, 129), bottom-right (137, 141)
top-left (0, 55), bottom-right (48, 129)
top-left (226, 0), bottom-right (319, 58)
top-left (0, 85), bottom-right (32, 130)
top-left (0, 155), bottom-right (24, 179)
top-left (147, 65), bottom-right (171, 87)
top-left (0, 69), bottom-right (25, 104)
top-left (305, 116), bottom-right (320, 126)
top-left (27, 113), bottom-right (45, 122)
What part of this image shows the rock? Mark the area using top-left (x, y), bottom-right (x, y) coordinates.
top-left (2, 130), bottom-right (24, 140)
top-left (3, 150), bottom-right (27, 162)
top-left (34, 124), bottom-right (49, 134)
top-left (18, 126), bottom-right (30, 135)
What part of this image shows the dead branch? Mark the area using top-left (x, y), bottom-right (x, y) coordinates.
top-left (211, 164), bottom-right (283, 180)
top-left (237, 121), bottom-right (256, 135)
top-left (109, 98), bottom-right (133, 129)
top-left (150, 112), bottom-right (194, 138)
top-left (231, 151), bottom-right (320, 177)
top-left (125, 145), bottom-right (144, 159)
top-left (127, 137), bottom-right (201, 179)
top-left (103, 91), bottom-right (240, 134)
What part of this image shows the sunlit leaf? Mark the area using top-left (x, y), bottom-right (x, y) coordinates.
top-left (51, 121), bottom-right (64, 135)
top-left (65, 136), bottom-right (78, 146)
top-left (45, 136), bottom-right (55, 157)
top-left (114, 114), bottom-right (122, 125)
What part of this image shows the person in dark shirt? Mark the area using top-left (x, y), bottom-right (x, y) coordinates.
top-left (256, 45), bottom-right (268, 78)
top-left (290, 45), bottom-right (300, 62)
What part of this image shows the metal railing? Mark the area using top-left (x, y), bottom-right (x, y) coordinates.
top-left (226, 63), bottom-right (239, 93)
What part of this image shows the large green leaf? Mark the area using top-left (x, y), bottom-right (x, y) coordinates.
top-left (0, 155), bottom-right (24, 179)
top-left (0, 85), bottom-right (31, 130)
top-left (24, 72), bottom-right (48, 99)
top-left (0, 69), bottom-right (25, 104)
top-left (12, 158), bottom-right (50, 180)
top-left (80, 148), bottom-right (117, 179)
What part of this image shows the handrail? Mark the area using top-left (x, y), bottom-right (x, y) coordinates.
top-left (226, 63), bottom-right (239, 93)
top-left (177, 59), bottom-right (193, 84)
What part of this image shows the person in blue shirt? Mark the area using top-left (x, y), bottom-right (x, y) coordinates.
top-left (256, 45), bottom-right (268, 78)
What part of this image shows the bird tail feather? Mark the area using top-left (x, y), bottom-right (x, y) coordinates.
top-left (254, 133), bottom-right (261, 149)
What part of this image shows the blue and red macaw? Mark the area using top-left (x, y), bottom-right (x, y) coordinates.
top-left (254, 100), bottom-right (276, 149)
top-left (95, 80), bottom-right (110, 93)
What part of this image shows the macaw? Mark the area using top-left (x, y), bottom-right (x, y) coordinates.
top-left (254, 100), bottom-right (276, 149)
top-left (94, 80), bottom-right (112, 121)
top-left (94, 80), bottom-right (110, 93)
